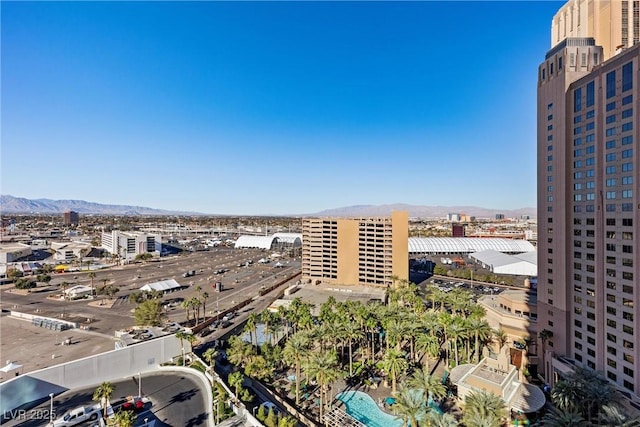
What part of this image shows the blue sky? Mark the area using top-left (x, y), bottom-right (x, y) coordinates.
top-left (2, 1), bottom-right (563, 215)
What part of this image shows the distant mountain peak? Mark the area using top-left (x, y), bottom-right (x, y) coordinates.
top-left (0, 195), bottom-right (201, 215)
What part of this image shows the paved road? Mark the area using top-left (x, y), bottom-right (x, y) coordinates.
top-left (3, 371), bottom-right (209, 427)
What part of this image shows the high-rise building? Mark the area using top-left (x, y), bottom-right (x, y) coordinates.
top-left (63, 210), bottom-right (79, 226)
top-left (551, 0), bottom-right (640, 63)
top-left (538, 0), bottom-right (640, 398)
top-left (301, 211), bottom-right (408, 287)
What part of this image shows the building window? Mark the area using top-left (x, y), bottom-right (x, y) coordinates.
top-left (622, 62), bottom-right (633, 92)
top-left (607, 114), bottom-right (617, 124)
top-left (574, 88), bottom-right (583, 112)
top-left (622, 109), bottom-right (633, 119)
top-left (607, 102), bottom-right (616, 111)
top-left (622, 135), bottom-right (633, 145)
top-left (622, 94), bottom-right (633, 105)
top-left (586, 81), bottom-right (595, 107)
top-left (607, 70), bottom-right (616, 99)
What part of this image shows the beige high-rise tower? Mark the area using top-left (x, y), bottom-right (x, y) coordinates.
top-left (551, 0), bottom-right (640, 61)
top-left (538, 0), bottom-right (640, 402)
top-left (301, 211), bottom-right (408, 287)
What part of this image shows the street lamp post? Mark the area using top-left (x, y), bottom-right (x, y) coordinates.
top-left (138, 372), bottom-right (142, 397)
top-left (49, 393), bottom-right (54, 424)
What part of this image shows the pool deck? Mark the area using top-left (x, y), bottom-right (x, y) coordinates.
top-left (329, 358), bottom-right (463, 421)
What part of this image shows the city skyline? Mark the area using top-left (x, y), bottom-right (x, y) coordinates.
top-left (2, 1), bottom-right (563, 215)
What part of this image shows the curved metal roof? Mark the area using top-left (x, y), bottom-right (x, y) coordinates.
top-left (409, 237), bottom-right (535, 254)
top-left (272, 233), bottom-right (302, 246)
top-left (234, 235), bottom-right (277, 250)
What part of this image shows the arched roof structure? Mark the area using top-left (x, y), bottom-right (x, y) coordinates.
top-left (234, 235), bottom-right (277, 250)
top-left (409, 237), bottom-right (535, 255)
top-left (272, 233), bottom-right (302, 246)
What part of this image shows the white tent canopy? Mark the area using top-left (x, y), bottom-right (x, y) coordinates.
top-left (140, 279), bottom-right (181, 293)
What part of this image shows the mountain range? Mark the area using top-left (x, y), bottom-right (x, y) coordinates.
top-left (0, 195), bottom-right (536, 219)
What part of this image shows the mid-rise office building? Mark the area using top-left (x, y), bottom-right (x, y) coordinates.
top-left (301, 211), bottom-right (408, 287)
top-left (101, 231), bottom-right (161, 260)
top-left (538, 0), bottom-right (640, 399)
top-left (452, 224), bottom-right (466, 237)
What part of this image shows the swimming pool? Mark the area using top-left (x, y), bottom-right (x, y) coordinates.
top-left (336, 391), bottom-right (402, 427)
top-left (336, 390), bottom-right (444, 427)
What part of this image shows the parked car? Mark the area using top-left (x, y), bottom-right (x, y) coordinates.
top-left (120, 396), bottom-right (150, 412)
top-left (50, 404), bottom-right (101, 426)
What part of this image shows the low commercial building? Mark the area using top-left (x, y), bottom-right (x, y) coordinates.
top-left (0, 242), bottom-right (32, 264)
top-left (51, 241), bottom-right (92, 262)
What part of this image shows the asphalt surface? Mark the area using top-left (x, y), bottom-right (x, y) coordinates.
top-left (3, 371), bottom-right (208, 427)
top-left (0, 249), bottom-right (301, 374)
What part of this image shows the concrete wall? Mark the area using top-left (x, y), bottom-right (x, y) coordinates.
top-left (0, 335), bottom-right (184, 415)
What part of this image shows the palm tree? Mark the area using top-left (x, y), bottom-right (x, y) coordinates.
top-left (203, 348), bottom-right (218, 382)
top-left (283, 331), bottom-right (310, 405)
top-left (415, 334), bottom-right (440, 373)
top-left (392, 387), bottom-right (426, 427)
top-left (467, 317), bottom-right (492, 363)
top-left (425, 411), bottom-right (459, 427)
top-left (447, 317), bottom-right (466, 366)
top-left (228, 371), bottom-right (244, 400)
top-left (462, 390), bottom-right (507, 427)
top-left (88, 271), bottom-right (96, 297)
top-left (493, 328), bottom-right (508, 350)
top-left (540, 407), bottom-right (588, 427)
top-left (406, 367), bottom-right (446, 402)
top-left (59, 281), bottom-right (70, 300)
top-left (538, 328), bottom-right (553, 376)
top-left (246, 312), bottom-right (259, 346)
top-left (110, 409), bottom-right (136, 427)
top-left (597, 404), bottom-right (640, 427)
top-left (92, 381), bottom-right (115, 418)
top-left (304, 350), bottom-right (340, 421)
top-left (381, 348), bottom-right (408, 394)
top-left (181, 300), bottom-right (191, 324)
top-left (175, 331), bottom-right (194, 365)
top-left (342, 321), bottom-right (363, 376)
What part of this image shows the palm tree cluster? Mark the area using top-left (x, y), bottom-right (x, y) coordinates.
top-left (226, 281), bottom-right (499, 423)
top-left (542, 366), bottom-right (640, 426)
top-left (181, 285), bottom-right (209, 326)
top-left (389, 368), bottom-right (458, 427)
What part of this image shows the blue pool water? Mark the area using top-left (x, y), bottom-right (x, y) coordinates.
top-left (336, 390), bottom-right (444, 427)
top-left (336, 391), bottom-right (402, 427)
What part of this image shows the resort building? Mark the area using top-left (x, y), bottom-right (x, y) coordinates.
top-left (537, 0), bottom-right (640, 402)
top-left (301, 211), bottom-right (408, 287)
top-left (450, 346), bottom-right (546, 415)
top-left (480, 290), bottom-right (538, 350)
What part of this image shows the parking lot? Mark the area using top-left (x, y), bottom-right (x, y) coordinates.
top-left (0, 248), bottom-right (301, 376)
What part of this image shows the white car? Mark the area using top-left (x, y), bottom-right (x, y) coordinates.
top-left (49, 404), bottom-right (101, 427)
